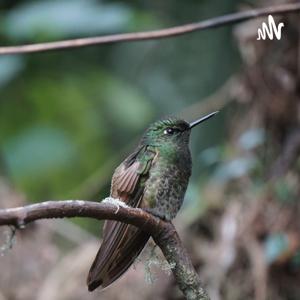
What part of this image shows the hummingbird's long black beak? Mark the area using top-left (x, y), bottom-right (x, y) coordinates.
top-left (189, 111), bottom-right (219, 129)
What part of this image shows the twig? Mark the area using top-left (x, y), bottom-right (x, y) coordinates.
top-left (1, 3), bottom-right (300, 55)
top-left (268, 128), bottom-right (300, 180)
top-left (242, 234), bottom-right (267, 300)
top-left (0, 200), bottom-right (209, 300)
top-left (0, 226), bottom-right (16, 254)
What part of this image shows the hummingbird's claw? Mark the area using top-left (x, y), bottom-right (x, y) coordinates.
top-left (102, 197), bottom-right (129, 214)
top-left (143, 208), bottom-right (167, 220)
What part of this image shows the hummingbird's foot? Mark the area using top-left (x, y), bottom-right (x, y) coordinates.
top-left (143, 208), bottom-right (166, 220)
top-left (102, 197), bottom-right (129, 214)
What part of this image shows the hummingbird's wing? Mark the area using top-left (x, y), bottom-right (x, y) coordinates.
top-left (87, 146), bottom-right (155, 291)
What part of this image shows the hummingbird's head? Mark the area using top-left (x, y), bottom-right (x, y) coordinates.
top-left (141, 111), bottom-right (218, 147)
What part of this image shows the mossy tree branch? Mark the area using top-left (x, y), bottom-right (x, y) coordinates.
top-left (0, 200), bottom-right (209, 300)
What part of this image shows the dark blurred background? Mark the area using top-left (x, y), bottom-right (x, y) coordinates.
top-left (0, 1), bottom-right (299, 300)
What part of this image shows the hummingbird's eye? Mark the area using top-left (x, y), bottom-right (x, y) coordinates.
top-left (164, 127), bottom-right (176, 135)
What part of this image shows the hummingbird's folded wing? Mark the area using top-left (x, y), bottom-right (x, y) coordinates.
top-left (87, 146), bottom-right (156, 291)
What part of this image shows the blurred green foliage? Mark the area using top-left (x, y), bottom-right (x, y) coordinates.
top-left (0, 0), bottom-right (240, 229)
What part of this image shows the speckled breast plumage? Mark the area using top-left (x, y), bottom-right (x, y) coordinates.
top-left (143, 148), bottom-right (192, 220)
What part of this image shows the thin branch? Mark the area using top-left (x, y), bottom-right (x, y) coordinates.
top-left (0, 200), bottom-right (209, 300)
top-left (1, 3), bottom-right (300, 55)
top-left (0, 200), bottom-right (154, 228)
top-left (268, 128), bottom-right (300, 180)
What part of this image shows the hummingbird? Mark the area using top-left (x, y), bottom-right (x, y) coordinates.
top-left (87, 111), bottom-right (218, 291)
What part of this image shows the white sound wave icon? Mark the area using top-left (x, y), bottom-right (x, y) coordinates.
top-left (257, 15), bottom-right (284, 40)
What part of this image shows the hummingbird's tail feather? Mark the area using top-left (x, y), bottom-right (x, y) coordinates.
top-left (87, 219), bottom-right (150, 291)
